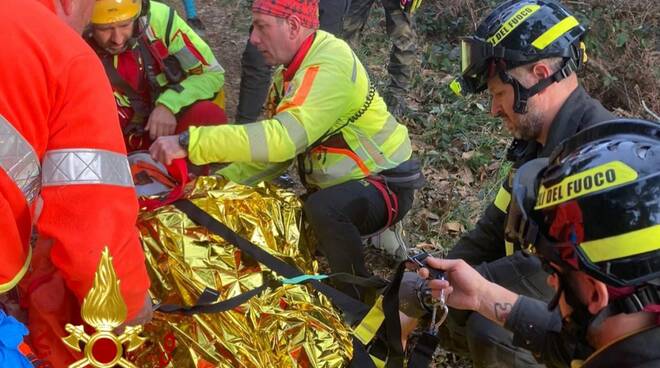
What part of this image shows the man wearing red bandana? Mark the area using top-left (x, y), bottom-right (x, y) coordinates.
top-left (151, 0), bottom-right (424, 303)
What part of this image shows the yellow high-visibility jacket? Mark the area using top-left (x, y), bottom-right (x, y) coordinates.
top-left (104, 1), bottom-right (225, 115)
top-left (188, 30), bottom-right (412, 189)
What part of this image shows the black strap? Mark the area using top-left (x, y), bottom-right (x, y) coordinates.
top-left (170, 199), bottom-right (416, 367)
top-left (349, 339), bottom-right (379, 368)
top-left (164, 8), bottom-right (175, 47)
top-left (330, 273), bottom-right (390, 290)
top-left (158, 284), bottom-right (269, 315)
top-left (406, 333), bottom-right (440, 368)
top-left (172, 199), bottom-right (371, 324)
top-left (100, 56), bottom-right (151, 125)
top-left (381, 262), bottom-right (406, 368)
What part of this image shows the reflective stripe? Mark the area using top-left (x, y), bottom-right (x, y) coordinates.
top-left (494, 186), bottom-right (511, 213)
top-left (505, 241), bottom-right (514, 256)
top-left (42, 149), bottom-right (133, 188)
top-left (389, 139), bottom-right (413, 163)
top-left (275, 112), bottom-right (309, 154)
top-left (0, 114), bottom-right (41, 203)
top-left (579, 224), bottom-right (660, 263)
top-left (0, 246), bottom-right (31, 293)
top-left (371, 115), bottom-right (399, 146)
top-left (245, 123), bottom-right (269, 161)
top-left (173, 46), bottom-right (202, 70)
top-left (308, 155), bottom-right (359, 186)
top-left (206, 60), bottom-right (225, 73)
top-left (351, 53), bottom-right (358, 83)
top-left (356, 134), bottom-right (387, 167)
top-left (354, 296), bottom-right (385, 345)
top-left (532, 16), bottom-right (580, 50)
top-left (239, 161), bottom-right (292, 185)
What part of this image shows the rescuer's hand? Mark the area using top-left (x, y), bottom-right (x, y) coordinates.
top-left (150, 135), bottom-right (188, 165)
top-left (418, 258), bottom-right (487, 312)
top-left (420, 257), bottom-right (520, 326)
top-left (146, 104), bottom-right (177, 140)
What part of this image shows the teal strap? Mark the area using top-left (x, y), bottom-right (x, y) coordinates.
top-left (281, 274), bottom-right (329, 285)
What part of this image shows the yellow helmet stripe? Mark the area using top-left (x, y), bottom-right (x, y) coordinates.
top-left (487, 4), bottom-right (541, 45)
top-left (531, 16), bottom-right (580, 50)
top-left (579, 224), bottom-right (660, 263)
top-left (535, 161), bottom-right (638, 210)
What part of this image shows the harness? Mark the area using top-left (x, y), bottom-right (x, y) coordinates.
top-left (97, 9), bottom-right (185, 148)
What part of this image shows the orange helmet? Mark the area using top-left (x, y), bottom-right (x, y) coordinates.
top-left (91, 0), bottom-right (143, 25)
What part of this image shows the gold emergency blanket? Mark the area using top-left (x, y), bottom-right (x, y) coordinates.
top-left (130, 177), bottom-right (353, 367)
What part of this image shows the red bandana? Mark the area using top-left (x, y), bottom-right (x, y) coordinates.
top-left (252, 0), bottom-right (320, 29)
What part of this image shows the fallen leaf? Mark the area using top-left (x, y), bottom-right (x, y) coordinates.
top-left (443, 222), bottom-right (465, 234)
top-left (457, 166), bottom-right (474, 185)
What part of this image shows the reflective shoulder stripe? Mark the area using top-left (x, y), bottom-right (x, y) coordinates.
top-left (42, 149), bottom-right (134, 188)
top-left (173, 46), bottom-right (202, 70)
top-left (579, 224), bottom-right (660, 263)
top-left (353, 295), bottom-right (385, 345)
top-left (532, 16), bottom-right (580, 50)
top-left (0, 246), bottom-right (31, 293)
top-left (351, 52), bottom-right (358, 83)
top-left (0, 114), bottom-right (41, 203)
top-left (494, 186), bottom-right (511, 213)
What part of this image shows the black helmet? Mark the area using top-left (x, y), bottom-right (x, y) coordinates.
top-left (451, 0), bottom-right (587, 113)
top-left (506, 119), bottom-right (660, 287)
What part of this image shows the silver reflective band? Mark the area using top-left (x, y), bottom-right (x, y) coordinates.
top-left (42, 149), bottom-right (134, 188)
top-left (0, 114), bottom-right (41, 203)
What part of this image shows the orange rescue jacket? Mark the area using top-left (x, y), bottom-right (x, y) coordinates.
top-left (0, 0), bottom-right (150, 318)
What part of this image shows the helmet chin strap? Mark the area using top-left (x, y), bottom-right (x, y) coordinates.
top-left (498, 56), bottom-right (580, 114)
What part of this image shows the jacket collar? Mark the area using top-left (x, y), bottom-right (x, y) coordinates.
top-left (282, 32), bottom-right (316, 82)
top-left (539, 86), bottom-right (588, 157)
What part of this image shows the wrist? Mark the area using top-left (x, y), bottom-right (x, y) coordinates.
top-left (477, 281), bottom-right (519, 326)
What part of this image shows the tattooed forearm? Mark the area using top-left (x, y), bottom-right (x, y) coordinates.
top-left (494, 302), bottom-right (513, 322)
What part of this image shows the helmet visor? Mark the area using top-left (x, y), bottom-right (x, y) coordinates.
top-left (458, 37), bottom-right (500, 94)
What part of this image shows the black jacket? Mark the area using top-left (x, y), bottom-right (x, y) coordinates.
top-left (448, 87), bottom-right (616, 366)
top-left (448, 86), bottom-right (615, 264)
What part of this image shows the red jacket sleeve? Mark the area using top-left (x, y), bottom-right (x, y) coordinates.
top-left (36, 52), bottom-right (150, 319)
